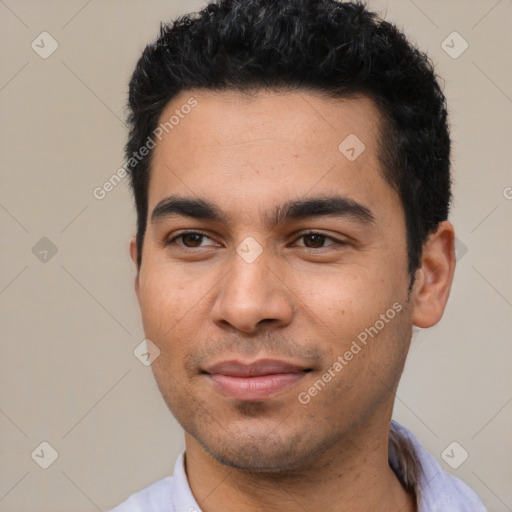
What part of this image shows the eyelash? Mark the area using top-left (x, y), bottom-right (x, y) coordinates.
top-left (165, 230), bottom-right (346, 250)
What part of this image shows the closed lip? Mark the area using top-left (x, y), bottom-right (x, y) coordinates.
top-left (204, 359), bottom-right (310, 377)
top-left (203, 358), bottom-right (311, 400)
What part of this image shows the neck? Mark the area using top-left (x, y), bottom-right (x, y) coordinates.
top-left (184, 419), bottom-right (416, 512)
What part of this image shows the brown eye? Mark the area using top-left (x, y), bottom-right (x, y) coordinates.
top-left (166, 231), bottom-right (213, 248)
top-left (181, 233), bottom-right (205, 247)
top-left (302, 233), bottom-right (327, 248)
top-left (295, 232), bottom-right (341, 249)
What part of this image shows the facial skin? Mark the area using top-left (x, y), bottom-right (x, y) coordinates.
top-left (130, 89), bottom-right (455, 512)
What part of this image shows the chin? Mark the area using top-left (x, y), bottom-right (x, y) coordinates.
top-left (203, 441), bottom-right (307, 472)
top-left (190, 420), bottom-right (332, 474)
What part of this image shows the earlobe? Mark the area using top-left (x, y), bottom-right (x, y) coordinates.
top-left (129, 237), bottom-right (141, 304)
top-left (411, 221), bottom-right (456, 328)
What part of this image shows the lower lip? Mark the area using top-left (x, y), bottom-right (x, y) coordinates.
top-left (207, 372), bottom-right (306, 400)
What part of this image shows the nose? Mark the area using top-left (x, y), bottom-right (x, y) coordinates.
top-left (211, 248), bottom-right (294, 334)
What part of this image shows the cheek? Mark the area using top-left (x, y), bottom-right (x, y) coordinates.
top-left (296, 267), bottom-right (400, 336)
top-left (138, 262), bottom-right (219, 373)
top-left (139, 260), bottom-right (194, 322)
top-left (138, 272), bottom-right (187, 357)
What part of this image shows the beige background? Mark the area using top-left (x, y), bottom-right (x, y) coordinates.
top-left (0, 0), bottom-right (511, 511)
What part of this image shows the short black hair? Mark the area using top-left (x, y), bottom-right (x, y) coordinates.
top-left (125, 0), bottom-right (451, 285)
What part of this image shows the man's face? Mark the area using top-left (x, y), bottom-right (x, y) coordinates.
top-left (133, 89), bottom-right (415, 471)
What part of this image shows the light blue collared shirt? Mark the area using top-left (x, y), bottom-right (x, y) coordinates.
top-left (109, 420), bottom-right (487, 512)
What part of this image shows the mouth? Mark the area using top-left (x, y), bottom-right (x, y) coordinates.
top-left (203, 359), bottom-right (312, 401)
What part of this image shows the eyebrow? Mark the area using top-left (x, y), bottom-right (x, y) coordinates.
top-left (150, 194), bottom-right (375, 227)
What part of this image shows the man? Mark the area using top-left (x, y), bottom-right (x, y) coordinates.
top-left (111, 0), bottom-right (487, 510)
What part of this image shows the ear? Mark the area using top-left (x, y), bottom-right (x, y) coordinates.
top-left (129, 236), bottom-right (140, 305)
top-left (411, 221), bottom-right (456, 328)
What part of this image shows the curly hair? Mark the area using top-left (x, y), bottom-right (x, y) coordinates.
top-left (125, 0), bottom-right (451, 286)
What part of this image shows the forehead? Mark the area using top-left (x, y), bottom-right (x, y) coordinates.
top-left (147, 89), bottom-right (395, 223)
top-left (153, 88), bottom-right (383, 156)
